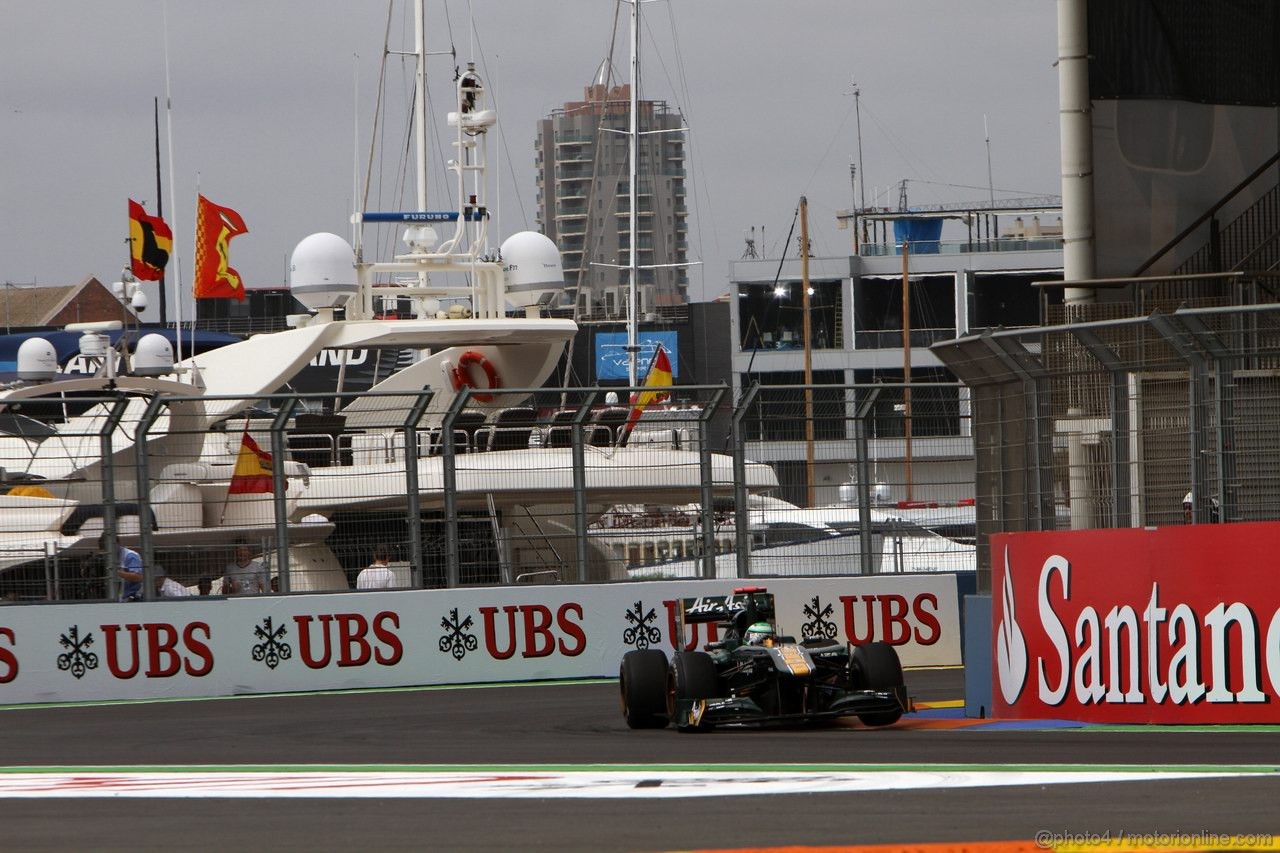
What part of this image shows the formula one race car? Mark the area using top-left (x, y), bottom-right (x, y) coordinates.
top-left (619, 587), bottom-right (908, 732)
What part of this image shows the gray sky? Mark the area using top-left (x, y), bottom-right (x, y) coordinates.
top-left (2, 1), bottom-right (1060, 308)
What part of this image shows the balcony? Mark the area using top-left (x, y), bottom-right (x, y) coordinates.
top-left (858, 236), bottom-right (1063, 257)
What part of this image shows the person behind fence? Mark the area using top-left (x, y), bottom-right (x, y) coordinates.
top-left (223, 543), bottom-right (267, 595)
top-left (197, 577), bottom-right (213, 596)
top-left (100, 534), bottom-right (144, 602)
top-left (1183, 491), bottom-right (1222, 525)
top-left (154, 567), bottom-right (192, 598)
top-left (356, 544), bottom-right (395, 590)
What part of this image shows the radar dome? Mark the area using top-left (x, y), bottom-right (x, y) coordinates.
top-left (132, 333), bottom-right (175, 376)
top-left (16, 337), bottom-right (57, 381)
top-left (290, 233), bottom-right (358, 311)
top-left (500, 231), bottom-right (564, 311)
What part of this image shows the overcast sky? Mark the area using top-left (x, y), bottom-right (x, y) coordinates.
top-left (2, 1), bottom-right (1060, 310)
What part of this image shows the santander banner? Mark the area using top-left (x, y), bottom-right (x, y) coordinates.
top-left (0, 574), bottom-right (961, 706)
top-left (993, 524), bottom-right (1280, 724)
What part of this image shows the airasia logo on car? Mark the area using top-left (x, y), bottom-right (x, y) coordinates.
top-left (1000, 548), bottom-right (1280, 707)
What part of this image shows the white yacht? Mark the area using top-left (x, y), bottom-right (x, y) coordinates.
top-left (0, 13), bottom-right (777, 597)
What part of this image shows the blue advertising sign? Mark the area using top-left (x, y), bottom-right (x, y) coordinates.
top-left (595, 331), bottom-right (679, 381)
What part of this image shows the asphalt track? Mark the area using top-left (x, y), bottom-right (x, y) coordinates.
top-left (1, 667), bottom-right (1278, 852)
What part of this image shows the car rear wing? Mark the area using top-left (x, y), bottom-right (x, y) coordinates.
top-left (668, 587), bottom-right (775, 647)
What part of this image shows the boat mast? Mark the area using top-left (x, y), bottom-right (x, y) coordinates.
top-left (626, 0), bottom-right (640, 386)
top-left (413, 0), bottom-right (429, 291)
top-left (154, 96), bottom-right (167, 325)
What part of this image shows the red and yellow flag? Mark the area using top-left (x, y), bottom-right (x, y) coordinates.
top-left (228, 431), bottom-right (278, 494)
top-left (128, 199), bottom-right (172, 281)
top-left (193, 194), bottom-right (248, 300)
top-left (620, 345), bottom-right (673, 445)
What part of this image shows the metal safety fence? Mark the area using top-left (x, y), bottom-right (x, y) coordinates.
top-left (932, 302), bottom-right (1280, 592)
top-left (0, 380), bottom-right (977, 604)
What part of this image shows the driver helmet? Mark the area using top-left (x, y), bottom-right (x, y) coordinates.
top-left (744, 622), bottom-right (775, 646)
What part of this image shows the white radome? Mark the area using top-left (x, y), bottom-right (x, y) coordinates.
top-left (290, 233), bottom-right (359, 311)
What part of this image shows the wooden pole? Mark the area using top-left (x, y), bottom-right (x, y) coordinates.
top-left (801, 197), bottom-right (815, 508)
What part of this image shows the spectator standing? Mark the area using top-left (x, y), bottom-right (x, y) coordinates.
top-left (356, 545), bottom-right (395, 590)
top-left (223, 543), bottom-right (268, 595)
top-left (101, 535), bottom-right (144, 602)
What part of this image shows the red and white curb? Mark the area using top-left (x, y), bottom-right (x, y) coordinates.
top-left (0, 768), bottom-right (1270, 798)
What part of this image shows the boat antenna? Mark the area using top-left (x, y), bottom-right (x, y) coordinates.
top-left (984, 113), bottom-right (995, 207)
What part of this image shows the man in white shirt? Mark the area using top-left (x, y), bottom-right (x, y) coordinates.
top-left (223, 544), bottom-right (268, 595)
top-left (154, 568), bottom-right (192, 598)
top-left (356, 544), bottom-right (395, 589)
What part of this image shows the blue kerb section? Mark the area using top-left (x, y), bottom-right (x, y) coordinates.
top-left (964, 593), bottom-right (992, 719)
top-left (912, 707), bottom-right (966, 719)
top-left (975, 719), bottom-right (1087, 730)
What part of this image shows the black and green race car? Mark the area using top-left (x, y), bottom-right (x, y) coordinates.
top-left (619, 586), bottom-right (909, 732)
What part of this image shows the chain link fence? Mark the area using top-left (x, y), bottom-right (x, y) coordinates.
top-left (0, 380), bottom-right (979, 603)
top-left (933, 301), bottom-right (1280, 593)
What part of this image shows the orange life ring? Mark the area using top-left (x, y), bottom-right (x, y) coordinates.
top-left (450, 350), bottom-right (501, 402)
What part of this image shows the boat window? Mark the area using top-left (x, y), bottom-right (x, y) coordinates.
top-left (0, 413), bottom-right (58, 443)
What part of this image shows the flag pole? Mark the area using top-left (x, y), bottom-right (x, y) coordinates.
top-left (162, 0), bottom-right (183, 364)
top-left (154, 96), bottom-right (167, 325)
top-left (218, 418), bottom-right (252, 525)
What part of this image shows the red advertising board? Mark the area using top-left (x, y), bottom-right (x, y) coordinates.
top-left (992, 523), bottom-right (1280, 724)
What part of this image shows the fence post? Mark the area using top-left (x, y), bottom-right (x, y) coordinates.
top-left (98, 395), bottom-right (132, 602)
top-left (571, 393), bottom-right (597, 583)
top-left (1177, 311), bottom-right (1238, 523)
top-left (270, 397), bottom-right (299, 593)
top-left (731, 384), bottom-right (760, 579)
top-left (134, 395), bottom-right (168, 601)
top-left (403, 389), bottom-right (434, 588)
top-left (441, 392), bottom-right (468, 588)
top-left (700, 386), bottom-right (727, 580)
top-left (852, 387), bottom-right (881, 574)
top-left (1149, 313), bottom-right (1211, 523)
top-left (1072, 328), bottom-right (1131, 528)
top-left (984, 333), bottom-right (1053, 531)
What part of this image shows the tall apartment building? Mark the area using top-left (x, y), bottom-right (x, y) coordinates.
top-left (535, 83), bottom-right (688, 320)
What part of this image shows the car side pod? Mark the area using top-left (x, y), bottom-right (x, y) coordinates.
top-left (620, 649), bottom-right (670, 729)
top-left (849, 641), bottom-right (908, 727)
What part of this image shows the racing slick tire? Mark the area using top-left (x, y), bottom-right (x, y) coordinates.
top-left (850, 642), bottom-right (907, 727)
top-left (667, 651), bottom-right (720, 733)
top-left (620, 649), bottom-right (670, 729)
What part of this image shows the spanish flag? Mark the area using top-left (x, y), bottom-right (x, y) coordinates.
top-left (620, 345), bottom-right (673, 445)
top-left (128, 199), bottom-right (172, 281)
top-left (228, 431), bottom-right (278, 494)
top-left (193, 194), bottom-right (249, 300)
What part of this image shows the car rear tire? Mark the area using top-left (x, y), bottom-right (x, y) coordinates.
top-left (850, 642), bottom-right (906, 727)
top-left (667, 651), bottom-right (719, 733)
top-left (620, 649), bottom-right (670, 729)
